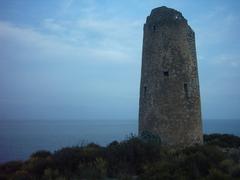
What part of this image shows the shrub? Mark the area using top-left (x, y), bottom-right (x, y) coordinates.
top-left (24, 156), bottom-right (54, 178)
top-left (204, 134), bottom-right (240, 148)
top-left (53, 147), bottom-right (83, 174)
top-left (1, 133), bottom-right (240, 179)
top-left (11, 170), bottom-right (32, 180)
top-left (205, 168), bottom-right (231, 180)
top-left (0, 160), bottom-right (23, 175)
top-left (30, 150), bottom-right (52, 159)
top-left (94, 157), bottom-right (107, 178)
top-left (140, 131), bottom-right (161, 145)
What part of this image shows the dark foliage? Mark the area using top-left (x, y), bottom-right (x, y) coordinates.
top-left (30, 150), bottom-right (52, 159)
top-left (204, 133), bottom-right (240, 148)
top-left (0, 133), bottom-right (240, 179)
top-left (106, 135), bottom-right (162, 177)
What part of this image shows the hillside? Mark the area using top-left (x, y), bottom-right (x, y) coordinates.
top-left (0, 134), bottom-right (240, 180)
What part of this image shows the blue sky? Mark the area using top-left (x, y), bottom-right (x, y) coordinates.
top-left (0, 0), bottom-right (240, 121)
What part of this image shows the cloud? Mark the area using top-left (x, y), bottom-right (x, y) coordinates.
top-left (42, 18), bottom-right (67, 32)
top-left (194, 5), bottom-right (240, 48)
top-left (40, 10), bottom-right (142, 51)
top-left (213, 54), bottom-right (240, 68)
top-left (0, 18), bottom-right (141, 120)
top-left (0, 20), bottom-right (137, 63)
top-left (38, 0), bottom-right (143, 62)
top-left (59, 0), bottom-right (75, 15)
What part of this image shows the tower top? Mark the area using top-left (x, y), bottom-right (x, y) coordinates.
top-left (146, 6), bottom-right (187, 25)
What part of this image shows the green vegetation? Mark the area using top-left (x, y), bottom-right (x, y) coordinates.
top-left (1, 134), bottom-right (240, 179)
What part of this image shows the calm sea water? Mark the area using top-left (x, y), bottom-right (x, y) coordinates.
top-left (0, 119), bottom-right (239, 163)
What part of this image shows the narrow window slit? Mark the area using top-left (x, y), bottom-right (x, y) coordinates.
top-left (163, 71), bottom-right (169, 77)
top-left (184, 83), bottom-right (189, 98)
top-left (144, 86), bottom-right (147, 96)
top-left (153, 25), bottom-right (156, 31)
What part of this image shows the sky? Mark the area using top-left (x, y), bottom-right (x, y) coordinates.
top-left (0, 0), bottom-right (240, 121)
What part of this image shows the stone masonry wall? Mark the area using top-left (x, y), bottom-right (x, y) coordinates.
top-left (139, 6), bottom-right (203, 146)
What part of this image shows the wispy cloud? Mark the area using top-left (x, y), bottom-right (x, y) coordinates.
top-left (0, 0), bottom-right (144, 64)
top-left (194, 5), bottom-right (240, 48)
top-left (42, 18), bottom-right (67, 32)
top-left (212, 54), bottom-right (240, 68)
top-left (0, 19), bottom-right (139, 63)
top-left (59, 0), bottom-right (75, 15)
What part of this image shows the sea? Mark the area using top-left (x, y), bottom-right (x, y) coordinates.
top-left (0, 119), bottom-right (239, 163)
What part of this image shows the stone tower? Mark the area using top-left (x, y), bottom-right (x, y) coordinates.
top-left (139, 6), bottom-right (203, 146)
